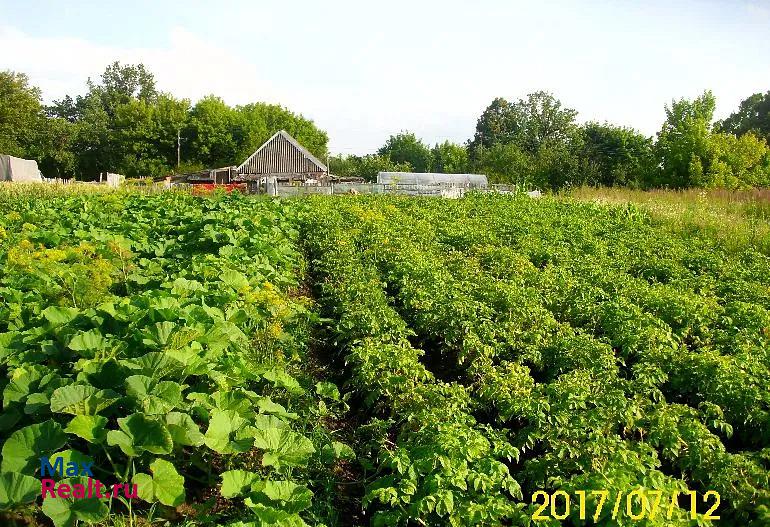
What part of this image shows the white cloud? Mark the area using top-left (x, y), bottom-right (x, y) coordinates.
top-left (0, 25), bottom-right (283, 104)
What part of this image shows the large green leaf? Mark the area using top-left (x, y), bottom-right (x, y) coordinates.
top-left (24, 392), bottom-right (51, 415)
top-left (250, 481), bottom-right (313, 514)
top-left (262, 369), bottom-right (303, 394)
top-left (141, 321), bottom-right (177, 348)
top-left (220, 470), bottom-right (263, 499)
top-left (67, 329), bottom-right (107, 352)
top-left (239, 503), bottom-right (308, 527)
top-left (320, 441), bottom-right (356, 464)
top-left (315, 381), bottom-right (340, 401)
top-left (106, 413), bottom-right (173, 456)
top-left (64, 415), bottom-right (108, 443)
top-left (0, 472), bottom-right (39, 509)
top-left (3, 365), bottom-right (61, 408)
top-left (1, 420), bottom-right (67, 474)
top-left (252, 428), bottom-right (315, 469)
top-left (125, 375), bottom-right (182, 415)
top-left (221, 269), bottom-right (250, 291)
top-left (41, 307), bottom-right (80, 327)
top-left (50, 384), bottom-right (119, 415)
top-left (255, 397), bottom-right (298, 420)
top-left (165, 412), bottom-right (204, 447)
top-left (132, 458), bottom-right (185, 507)
top-left (41, 477), bottom-right (109, 527)
top-left (203, 409), bottom-right (255, 454)
top-left (48, 450), bottom-right (94, 476)
top-left (123, 351), bottom-right (184, 379)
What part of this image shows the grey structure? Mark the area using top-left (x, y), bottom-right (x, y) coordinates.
top-left (235, 130), bottom-right (328, 182)
top-left (377, 172), bottom-right (488, 187)
top-left (0, 155), bottom-right (43, 183)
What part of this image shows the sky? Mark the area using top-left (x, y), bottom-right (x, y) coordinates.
top-left (1, 0), bottom-right (769, 154)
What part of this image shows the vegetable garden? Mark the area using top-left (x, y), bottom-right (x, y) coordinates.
top-left (0, 186), bottom-right (768, 526)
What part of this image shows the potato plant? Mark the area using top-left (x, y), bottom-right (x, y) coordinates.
top-left (1, 188), bottom-right (769, 527)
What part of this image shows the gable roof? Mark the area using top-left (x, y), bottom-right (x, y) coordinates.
top-left (236, 130), bottom-right (328, 175)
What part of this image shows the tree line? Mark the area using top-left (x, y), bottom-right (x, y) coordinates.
top-left (0, 62), bottom-right (328, 180)
top-left (333, 90), bottom-right (770, 189)
top-left (1, 61), bottom-right (769, 189)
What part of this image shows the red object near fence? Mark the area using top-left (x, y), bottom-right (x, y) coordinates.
top-left (191, 183), bottom-right (247, 195)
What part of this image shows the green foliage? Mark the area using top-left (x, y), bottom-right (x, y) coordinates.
top-left (0, 189), bottom-right (338, 526)
top-left (580, 122), bottom-right (654, 187)
top-left (655, 91), bottom-right (770, 189)
top-left (301, 194), bottom-right (770, 525)
top-left (328, 154), bottom-right (411, 182)
top-left (654, 90), bottom-right (716, 188)
top-left (470, 91), bottom-right (578, 153)
top-left (377, 131), bottom-right (432, 172)
top-left (0, 71), bottom-right (42, 158)
top-left (718, 90), bottom-right (770, 144)
top-left (1, 178), bottom-right (769, 526)
top-left (430, 141), bottom-right (469, 173)
top-left (132, 458), bottom-right (186, 506)
top-left (40, 476), bottom-right (110, 527)
top-left (7, 61), bottom-right (329, 180)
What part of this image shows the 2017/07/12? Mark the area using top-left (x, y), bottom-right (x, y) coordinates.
top-left (532, 489), bottom-right (721, 522)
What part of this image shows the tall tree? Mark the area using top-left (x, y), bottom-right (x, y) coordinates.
top-left (655, 91), bottom-right (770, 189)
top-left (185, 95), bottom-right (239, 169)
top-left (580, 122), bottom-right (654, 187)
top-left (470, 97), bottom-right (516, 150)
top-left (90, 61), bottom-right (158, 117)
top-left (47, 62), bottom-right (161, 178)
top-left (0, 71), bottom-right (42, 157)
top-left (717, 91), bottom-right (770, 144)
top-left (471, 91), bottom-right (578, 154)
top-left (378, 131), bottom-right (432, 172)
top-left (431, 141), bottom-right (469, 173)
top-left (115, 94), bottom-right (190, 177)
top-left (655, 91), bottom-right (716, 188)
top-left (30, 117), bottom-right (76, 178)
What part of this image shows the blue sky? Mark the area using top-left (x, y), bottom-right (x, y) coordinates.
top-left (2, 0), bottom-right (769, 153)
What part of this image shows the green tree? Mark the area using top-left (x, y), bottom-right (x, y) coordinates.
top-left (378, 131), bottom-right (432, 172)
top-left (184, 95), bottom-right (239, 169)
top-left (0, 71), bottom-right (42, 157)
top-left (328, 154), bottom-right (411, 182)
top-left (717, 91), bottom-right (770, 144)
top-left (655, 91), bottom-right (770, 189)
top-left (115, 94), bottom-right (190, 177)
top-left (471, 91), bottom-right (578, 154)
top-left (580, 122), bottom-right (654, 187)
top-left (30, 117), bottom-right (76, 178)
top-left (90, 61), bottom-right (158, 117)
top-left (431, 141), bottom-right (469, 173)
top-left (469, 97), bottom-right (516, 150)
top-left (48, 61), bottom-right (161, 179)
top-left (696, 132), bottom-right (770, 188)
top-left (65, 93), bottom-right (114, 177)
top-left (654, 91), bottom-right (716, 188)
top-left (472, 142), bottom-right (533, 186)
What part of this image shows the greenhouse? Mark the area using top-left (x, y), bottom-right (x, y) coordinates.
top-left (377, 172), bottom-right (488, 187)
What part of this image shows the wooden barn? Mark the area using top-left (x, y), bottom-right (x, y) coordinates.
top-left (233, 130), bottom-right (328, 187)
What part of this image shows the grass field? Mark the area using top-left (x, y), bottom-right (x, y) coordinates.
top-left (0, 186), bottom-right (768, 527)
top-left (567, 187), bottom-right (770, 255)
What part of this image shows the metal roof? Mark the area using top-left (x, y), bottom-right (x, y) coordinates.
top-left (237, 130), bottom-right (327, 175)
top-left (377, 172), bottom-right (488, 187)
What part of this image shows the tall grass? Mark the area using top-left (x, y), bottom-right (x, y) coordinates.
top-left (565, 186), bottom-right (770, 254)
